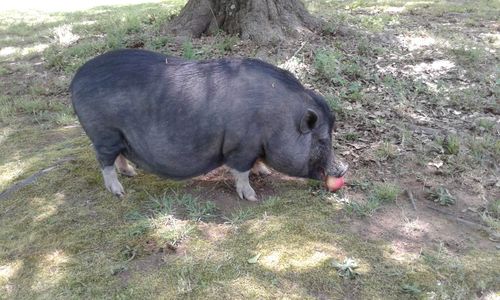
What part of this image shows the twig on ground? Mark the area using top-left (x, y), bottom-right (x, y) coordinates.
top-left (426, 205), bottom-right (493, 234)
top-left (291, 41), bottom-right (307, 58)
top-left (0, 157), bottom-right (75, 200)
top-left (406, 189), bottom-right (417, 211)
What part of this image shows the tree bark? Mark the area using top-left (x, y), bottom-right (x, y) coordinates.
top-left (166, 0), bottom-right (321, 45)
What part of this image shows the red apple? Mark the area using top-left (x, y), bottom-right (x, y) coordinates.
top-left (326, 176), bottom-right (345, 192)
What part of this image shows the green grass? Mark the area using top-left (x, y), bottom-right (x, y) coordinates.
top-left (372, 183), bottom-right (400, 203)
top-left (1, 0), bottom-right (500, 298)
top-left (181, 40), bottom-right (196, 59)
top-left (450, 46), bottom-right (483, 66)
top-left (376, 141), bottom-right (398, 160)
top-left (481, 212), bottom-right (500, 232)
top-left (342, 131), bottom-right (359, 141)
top-left (325, 95), bottom-right (345, 115)
top-left (468, 135), bottom-right (500, 164)
top-left (487, 199), bottom-right (500, 219)
top-left (476, 118), bottom-right (495, 132)
top-left (214, 34), bottom-right (239, 53)
top-left (437, 135), bottom-right (460, 156)
top-left (345, 182), bottom-right (400, 217)
top-left (179, 194), bottom-right (218, 221)
top-left (146, 191), bottom-right (218, 221)
top-left (39, 2), bottom-right (184, 73)
top-left (314, 48), bottom-right (344, 84)
top-left (314, 47), bottom-right (368, 106)
top-left (147, 192), bottom-right (176, 216)
top-left (223, 208), bottom-right (255, 225)
top-left (428, 186), bottom-right (455, 206)
top-left (344, 198), bottom-right (381, 217)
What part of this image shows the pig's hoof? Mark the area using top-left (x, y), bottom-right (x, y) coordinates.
top-left (237, 185), bottom-right (258, 202)
top-left (118, 167), bottom-right (137, 177)
top-left (106, 181), bottom-right (125, 198)
top-left (251, 162), bottom-right (271, 176)
top-left (102, 166), bottom-right (126, 198)
top-left (245, 194), bottom-right (258, 202)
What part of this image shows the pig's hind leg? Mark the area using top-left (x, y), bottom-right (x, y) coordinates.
top-left (251, 159), bottom-right (271, 176)
top-left (115, 154), bottom-right (137, 177)
top-left (93, 131), bottom-right (127, 197)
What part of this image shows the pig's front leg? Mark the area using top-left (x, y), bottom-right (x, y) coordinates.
top-left (230, 169), bottom-right (258, 202)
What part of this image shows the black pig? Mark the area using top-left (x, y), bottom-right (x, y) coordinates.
top-left (70, 49), bottom-right (347, 200)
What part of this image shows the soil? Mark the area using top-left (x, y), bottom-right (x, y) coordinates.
top-left (186, 166), bottom-right (305, 216)
top-left (189, 164), bottom-right (498, 255)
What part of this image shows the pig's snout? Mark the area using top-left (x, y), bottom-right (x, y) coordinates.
top-left (325, 160), bottom-right (348, 192)
top-left (327, 160), bottom-right (348, 178)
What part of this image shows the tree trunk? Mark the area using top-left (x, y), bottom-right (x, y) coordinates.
top-left (166, 0), bottom-right (321, 45)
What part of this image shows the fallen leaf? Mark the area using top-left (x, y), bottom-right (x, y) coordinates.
top-left (428, 160), bottom-right (443, 168)
top-left (347, 142), bottom-right (368, 150)
top-left (340, 150), bottom-right (351, 156)
top-left (247, 253), bottom-right (261, 264)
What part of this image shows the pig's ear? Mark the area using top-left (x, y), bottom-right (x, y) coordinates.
top-left (300, 109), bottom-right (318, 133)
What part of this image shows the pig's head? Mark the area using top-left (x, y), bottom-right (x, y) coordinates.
top-left (300, 110), bottom-right (348, 181)
top-left (263, 90), bottom-right (348, 185)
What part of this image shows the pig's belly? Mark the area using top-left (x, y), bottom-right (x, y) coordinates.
top-left (122, 140), bottom-right (224, 180)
